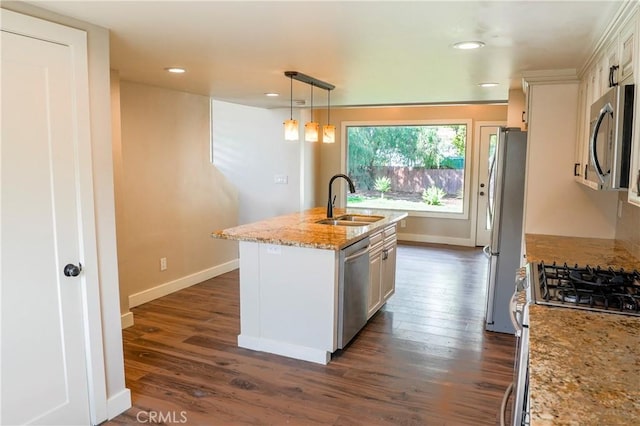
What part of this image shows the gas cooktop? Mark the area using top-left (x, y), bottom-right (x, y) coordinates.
top-left (530, 261), bottom-right (640, 316)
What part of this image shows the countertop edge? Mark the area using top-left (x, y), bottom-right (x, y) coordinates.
top-left (211, 208), bottom-right (408, 251)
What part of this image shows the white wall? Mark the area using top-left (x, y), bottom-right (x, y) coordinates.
top-left (212, 100), bottom-right (314, 223)
top-left (524, 82), bottom-right (618, 238)
top-left (115, 82), bottom-right (239, 311)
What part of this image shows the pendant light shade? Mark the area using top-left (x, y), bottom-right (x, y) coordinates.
top-left (305, 122), bottom-right (319, 142)
top-left (305, 84), bottom-right (319, 142)
top-left (322, 124), bottom-right (336, 143)
top-left (283, 74), bottom-right (299, 141)
top-left (283, 71), bottom-right (335, 143)
top-left (322, 89), bottom-right (335, 143)
top-left (284, 119), bottom-right (299, 141)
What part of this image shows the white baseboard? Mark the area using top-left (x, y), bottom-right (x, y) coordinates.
top-left (238, 334), bottom-right (330, 365)
top-left (397, 232), bottom-right (475, 247)
top-left (121, 311), bottom-right (134, 329)
top-left (107, 388), bottom-right (131, 420)
top-left (128, 259), bottom-right (239, 308)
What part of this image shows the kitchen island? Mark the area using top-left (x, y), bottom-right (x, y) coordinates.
top-left (212, 207), bottom-right (407, 364)
top-left (525, 234), bottom-right (640, 425)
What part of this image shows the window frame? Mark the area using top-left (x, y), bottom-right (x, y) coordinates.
top-left (341, 119), bottom-right (473, 220)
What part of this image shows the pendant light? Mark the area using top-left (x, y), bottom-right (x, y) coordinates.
top-left (322, 88), bottom-right (335, 143)
top-left (283, 73), bottom-right (299, 141)
top-left (304, 84), bottom-right (319, 142)
top-left (284, 71), bottom-right (335, 143)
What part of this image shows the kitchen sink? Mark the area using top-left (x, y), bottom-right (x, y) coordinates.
top-left (315, 214), bottom-right (384, 227)
top-left (334, 214), bottom-right (384, 223)
top-left (315, 219), bottom-right (372, 226)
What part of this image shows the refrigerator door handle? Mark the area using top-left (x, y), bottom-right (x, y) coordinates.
top-left (490, 129), bottom-right (507, 253)
top-left (485, 254), bottom-right (498, 326)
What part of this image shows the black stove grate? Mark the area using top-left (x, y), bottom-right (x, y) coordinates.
top-left (534, 262), bottom-right (640, 316)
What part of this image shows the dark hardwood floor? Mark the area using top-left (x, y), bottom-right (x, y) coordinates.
top-left (107, 243), bottom-right (515, 425)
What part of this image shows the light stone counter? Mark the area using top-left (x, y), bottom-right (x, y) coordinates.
top-left (212, 207), bottom-right (407, 250)
top-left (528, 305), bottom-right (640, 425)
top-left (525, 234), bottom-right (640, 425)
top-left (525, 233), bottom-right (639, 271)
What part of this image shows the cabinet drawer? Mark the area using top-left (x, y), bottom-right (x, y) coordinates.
top-left (370, 231), bottom-right (383, 247)
top-left (384, 236), bottom-right (397, 249)
top-left (383, 225), bottom-right (397, 239)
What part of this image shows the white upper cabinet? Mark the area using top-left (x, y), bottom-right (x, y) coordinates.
top-left (576, 6), bottom-right (638, 193)
top-left (620, 15), bottom-right (636, 83)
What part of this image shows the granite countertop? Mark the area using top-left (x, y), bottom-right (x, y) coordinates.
top-left (525, 233), bottom-right (640, 271)
top-left (524, 234), bottom-right (640, 425)
top-left (528, 305), bottom-right (640, 425)
top-left (211, 207), bottom-right (407, 250)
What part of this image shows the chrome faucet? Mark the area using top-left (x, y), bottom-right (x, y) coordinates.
top-left (327, 174), bottom-right (356, 218)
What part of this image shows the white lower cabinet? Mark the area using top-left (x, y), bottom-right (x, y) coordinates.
top-left (382, 237), bottom-right (397, 300)
top-left (368, 236), bottom-right (383, 318)
top-left (367, 224), bottom-right (397, 319)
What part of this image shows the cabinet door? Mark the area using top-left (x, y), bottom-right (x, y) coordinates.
top-left (382, 240), bottom-right (397, 301)
top-left (605, 40), bottom-right (619, 89)
top-left (367, 246), bottom-right (383, 319)
top-left (628, 13), bottom-right (640, 206)
top-left (575, 78), bottom-right (589, 183)
top-left (629, 155), bottom-right (640, 206)
top-left (629, 82), bottom-right (640, 205)
top-left (619, 15), bottom-right (636, 82)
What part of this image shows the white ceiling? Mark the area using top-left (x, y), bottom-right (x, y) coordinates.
top-left (27, 0), bottom-right (624, 108)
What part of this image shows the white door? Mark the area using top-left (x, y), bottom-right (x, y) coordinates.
top-left (1, 11), bottom-right (99, 425)
top-left (475, 126), bottom-right (500, 246)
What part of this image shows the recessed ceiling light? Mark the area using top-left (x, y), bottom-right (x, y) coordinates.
top-left (478, 82), bottom-right (499, 87)
top-left (165, 67), bottom-right (186, 74)
top-left (453, 41), bottom-right (485, 50)
top-left (265, 93), bottom-right (279, 97)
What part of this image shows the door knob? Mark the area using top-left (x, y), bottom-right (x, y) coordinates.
top-left (63, 263), bottom-right (82, 277)
top-left (480, 191), bottom-right (485, 196)
top-left (480, 183), bottom-right (485, 188)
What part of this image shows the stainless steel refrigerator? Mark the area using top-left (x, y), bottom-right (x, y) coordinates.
top-left (485, 128), bottom-right (527, 334)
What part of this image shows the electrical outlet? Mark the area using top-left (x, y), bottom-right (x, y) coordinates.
top-left (160, 257), bottom-right (167, 271)
top-left (274, 174), bottom-right (288, 184)
top-left (400, 219), bottom-right (406, 228)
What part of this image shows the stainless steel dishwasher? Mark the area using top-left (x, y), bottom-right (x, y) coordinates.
top-left (337, 237), bottom-right (370, 349)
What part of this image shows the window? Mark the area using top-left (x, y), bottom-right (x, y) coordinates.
top-left (345, 121), bottom-right (470, 217)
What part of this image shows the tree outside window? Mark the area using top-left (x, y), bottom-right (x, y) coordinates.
top-left (346, 124), bottom-right (467, 214)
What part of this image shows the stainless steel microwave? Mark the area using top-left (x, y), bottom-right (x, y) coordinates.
top-left (586, 84), bottom-right (634, 190)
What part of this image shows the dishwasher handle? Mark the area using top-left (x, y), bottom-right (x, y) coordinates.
top-left (344, 245), bottom-right (370, 262)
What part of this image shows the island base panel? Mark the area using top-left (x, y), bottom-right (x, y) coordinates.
top-left (237, 335), bottom-right (331, 364)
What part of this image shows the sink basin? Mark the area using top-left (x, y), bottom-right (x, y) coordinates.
top-left (334, 214), bottom-right (384, 223)
top-left (316, 219), bottom-right (372, 226)
top-left (315, 214), bottom-right (384, 227)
